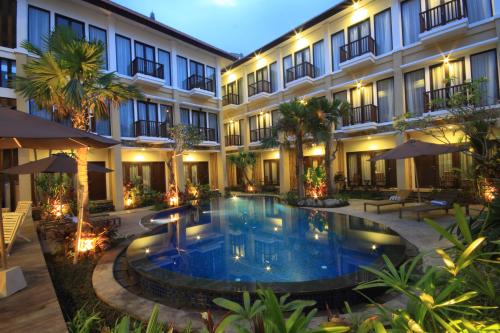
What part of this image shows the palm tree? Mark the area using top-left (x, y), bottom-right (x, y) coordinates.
top-left (266, 99), bottom-right (324, 199)
top-left (227, 150), bottom-right (257, 188)
top-left (307, 97), bottom-right (346, 195)
top-left (15, 28), bottom-right (142, 263)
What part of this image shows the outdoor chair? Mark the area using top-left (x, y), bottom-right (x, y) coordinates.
top-left (3, 201), bottom-right (33, 242)
top-left (398, 191), bottom-right (469, 222)
top-left (1, 212), bottom-right (25, 254)
top-left (364, 190), bottom-right (411, 214)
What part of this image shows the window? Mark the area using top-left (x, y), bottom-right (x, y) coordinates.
top-left (282, 55), bottom-right (292, 87)
top-left (123, 162), bottom-right (165, 193)
top-left (55, 14), bottom-right (84, 39)
top-left (137, 101), bottom-right (157, 122)
top-left (177, 56), bottom-right (188, 89)
top-left (249, 113), bottom-right (272, 142)
top-left (347, 150), bottom-right (397, 188)
top-left (0, 58), bottom-right (15, 88)
top-left (184, 162), bottom-right (209, 185)
top-left (208, 113), bottom-right (219, 142)
top-left (180, 108), bottom-right (190, 125)
top-left (331, 31), bottom-right (344, 71)
top-left (0, 0), bottom-right (16, 48)
top-left (430, 59), bottom-right (465, 91)
top-left (158, 50), bottom-right (171, 86)
top-left (92, 113), bottom-right (110, 136)
top-left (467, 0), bottom-right (492, 23)
top-left (377, 78), bottom-right (394, 122)
top-left (333, 90), bottom-right (348, 103)
top-left (89, 26), bottom-right (107, 69)
top-left (256, 66), bottom-right (268, 82)
top-left (192, 110), bottom-right (207, 128)
top-left (119, 100), bottom-right (134, 137)
top-left (247, 72), bottom-right (255, 96)
top-left (471, 50), bottom-right (499, 106)
top-left (294, 47), bottom-right (310, 65)
top-left (263, 160), bottom-right (279, 186)
top-left (190, 60), bottom-right (204, 78)
top-left (271, 109), bottom-right (280, 127)
top-left (28, 6), bottom-right (50, 50)
top-left (135, 41), bottom-right (155, 62)
top-left (237, 78), bottom-right (244, 103)
top-left (313, 40), bottom-right (325, 76)
top-left (374, 9), bottom-right (392, 55)
top-left (159, 104), bottom-right (173, 127)
top-left (269, 62), bottom-right (278, 92)
top-left (115, 34), bottom-right (131, 76)
top-left (350, 84), bottom-right (373, 108)
top-left (29, 100), bottom-right (51, 121)
top-left (404, 69), bottom-right (426, 116)
top-left (206, 66), bottom-right (216, 93)
top-left (401, 0), bottom-right (420, 46)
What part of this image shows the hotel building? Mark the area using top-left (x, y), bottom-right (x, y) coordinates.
top-left (1, 0), bottom-right (499, 210)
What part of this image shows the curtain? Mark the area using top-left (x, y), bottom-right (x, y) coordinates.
top-left (448, 60), bottom-right (464, 85)
top-left (177, 56), bottom-right (188, 89)
top-left (180, 108), bottom-right (190, 125)
top-left (206, 66), bottom-right (216, 93)
top-left (115, 35), bottom-right (131, 76)
top-left (331, 31), bottom-right (344, 71)
top-left (142, 164), bottom-right (151, 189)
top-left (313, 40), bottom-right (325, 77)
top-left (350, 88), bottom-right (361, 107)
top-left (405, 69), bottom-right (426, 116)
top-left (282, 55), bottom-right (292, 86)
top-left (160, 104), bottom-right (173, 126)
top-left (471, 50), bottom-right (499, 106)
top-left (89, 26), bottom-right (107, 69)
top-left (158, 50), bottom-right (171, 86)
top-left (401, 0), bottom-right (420, 46)
top-left (360, 153), bottom-right (371, 184)
top-left (29, 100), bottom-right (51, 120)
top-left (347, 154), bottom-right (358, 184)
top-left (208, 113), bottom-right (218, 142)
top-left (119, 100), bottom-right (134, 137)
top-left (377, 78), bottom-right (394, 122)
top-left (129, 165), bottom-right (139, 181)
top-left (28, 6), bottom-right (49, 50)
top-left (467, 0), bottom-right (492, 23)
top-left (431, 65), bottom-right (446, 89)
top-left (375, 10), bottom-right (392, 55)
top-left (438, 153), bottom-right (453, 177)
top-left (269, 62), bottom-right (278, 92)
top-left (94, 114), bottom-right (110, 136)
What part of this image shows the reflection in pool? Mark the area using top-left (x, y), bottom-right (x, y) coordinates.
top-left (128, 196), bottom-right (404, 284)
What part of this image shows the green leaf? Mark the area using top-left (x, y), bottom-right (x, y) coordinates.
top-left (424, 218), bottom-right (464, 249)
top-left (453, 204), bottom-right (472, 243)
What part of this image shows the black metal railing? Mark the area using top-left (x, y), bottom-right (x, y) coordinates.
top-left (222, 93), bottom-right (240, 106)
top-left (342, 104), bottom-right (379, 126)
top-left (250, 127), bottom-right (273, 142)
top-left (340, 36), bottom-right (375, 63)
top-left (285, 62), bottom-right (316, 83)
top-left (196, 127), bottom-right (217, 142)
top-left (248, 80), bottom-right (272, 97)
top-left (187, 74), bottom-right (214, 92)
top-left (134, 120), bottom-right (170, 138)
top-left (424, 83), bottom-right (470, 112)
top-left (131, 57), bottom-right (164, 79)
top-left (225, 134), bottom-right (242, 146)
top-left (420, 0), bottom-right (467, 33)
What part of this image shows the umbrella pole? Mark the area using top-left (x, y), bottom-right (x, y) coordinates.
top-left (413, 158), bottom-right (421, 203)
top-left (0, 150), bottom-right (7, 269)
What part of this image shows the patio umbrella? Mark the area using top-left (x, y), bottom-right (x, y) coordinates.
top-left (371, 139), bottom-right (465, 202)
top-left (0, 108), bottom-right (119, 270)
top-left (0, 153), bottom-right (113, 175)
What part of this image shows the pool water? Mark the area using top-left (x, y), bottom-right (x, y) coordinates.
top-left (130, 196), bottom-right (404, 284)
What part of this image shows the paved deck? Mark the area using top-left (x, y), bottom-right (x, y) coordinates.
top-left (0, 219), bottom-right (67, 333)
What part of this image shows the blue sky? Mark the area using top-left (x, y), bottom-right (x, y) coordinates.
top-left (114, 0), bottom-right (343, 56)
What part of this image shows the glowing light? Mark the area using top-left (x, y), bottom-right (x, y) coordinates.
top-left (265, 265), bottom-right (271, 271)
top-left (321, 265), bottom-right (328, 270)
top-left (50, 200), bottom-right (69, 218)
top-left (141, 147), bottom-right (145, 151)
top-left (196, 235), bottom-right (201, 240)
top-left (134, 154), bottom-right (145, 162)
top-left (311, 145), bottom-right (324, 156)
top-left (228, 73), bottom-right (237, 82)
top-left (299, 98), bottom-right (307, 105)
top-left (353, 1), bottom-right (360, 10)
top-left (274, 227), bottom-right (278, 232)
top-left (351, 6), bottom-right (368, 23)
top-left (443, 56), bottom-right (449, 64)
top-left (257, 57), bottom-right (267, 68)
top-left (313, 192), bottom-right (319, 199)
top-left (78, 237), bottom-right (96, 253)
top-left (296, 37), bottom-right (308, 50)
top-left (145, 248), bottom-right (150, 254)
top-left (314, 233), bottom-right (319, 240)
top-left (367, 136), bottom-right (372, 140)
top-left (232, 195), bottom-right (238, 200)
top-left (247, 185), bottom-right (254, 192)
top-left (371, 244), bottom-right (377, 251)
top-left (169, 195), bottom-right (179, 206)
top-left (356, 82), bottom-right (362, 89)
top-left (184, 154), bottom-right (194, 162)
top-left (125, 197), bottom-right (133, 207)
top-left (234, 255), bottom-right (240, 261)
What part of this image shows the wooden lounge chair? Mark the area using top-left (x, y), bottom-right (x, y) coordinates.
top-left (399, 191), bottom-right (468, 222)
top-left (3, 201), bottom-right (32, 241)
top-left (364, 190), bottom-right (411, 214)
top-left (1, 212), bottom-right (25, 254)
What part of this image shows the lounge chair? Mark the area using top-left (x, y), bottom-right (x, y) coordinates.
top-left (399, 191), bottom-right (468, 222)
top-left (364, 190), bottom-right (411, 214)
top-left (3, 201), bottom-right (32, 241)
top-left (1, 212), bottom-right (25, 254)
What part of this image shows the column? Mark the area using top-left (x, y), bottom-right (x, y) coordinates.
top-left (395, 134), bottom-right (410, 189)
top-left (324, 26), bottom-right (333, 75)
top-left (215, 59), bottom-right (222, 99)
top-left (218, 107), bottom-right (227, 191)
top-left (279, 145), bottom-right (290, 193)
top-left (241, 116), bottom-right (249, 149)
top-left (109, 104), bottom-right (124, 210)
top-left (277, 48), bottom-right (284, 91)
top-left (175, 154), bottom-right (185, 192)
top-left (391, 0), bottom-right (403, 52)
top-left (107, 16), bottom-right (117, 72)
top-left (171, 42), bottom-right (178, 89)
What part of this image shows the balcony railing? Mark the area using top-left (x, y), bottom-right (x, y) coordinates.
top-left (250, 127), bottom-right (273, 142)
top-left (222, 93), bottom-right (240, 106)
top-left (131, 57), bottom-right (164, 79)
top-left (134, 120), bottom-right (170, 138)
top-left (340, 36), bottom-right (375, 63)
top-left (187, 74), bottom-right (214, 92)
top-left (196, 127), bottom-right (217, 142)
top-left (225, 134), bottom-right (241, 146)
top-left (285, 62), bottom-right (316, 83)
top-left (424, 83), bottom-right (471, 113)
top-left (420, 0), bottom-right (467, 33)
top-left (342, 104), bottom-right (379, 126)
top-left (248, 80), bottom-right (272, 97)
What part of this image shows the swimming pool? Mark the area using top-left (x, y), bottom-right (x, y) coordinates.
top-left (122, 196), bottom-right (409, 308)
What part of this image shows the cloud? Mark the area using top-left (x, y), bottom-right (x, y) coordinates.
top-left (210, 0), bottom-right (237, 7)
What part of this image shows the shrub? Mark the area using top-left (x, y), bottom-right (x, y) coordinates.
top-left (283, 191), bottom-right (299, 205)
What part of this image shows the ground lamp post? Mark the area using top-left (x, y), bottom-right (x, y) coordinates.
top-left (0, 108), bottom-right (118, 297)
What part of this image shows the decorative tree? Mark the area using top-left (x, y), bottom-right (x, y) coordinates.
top-left (15, 28), bottom-right (143, 263)
top-left (227, 150), bottom-right (257, 189)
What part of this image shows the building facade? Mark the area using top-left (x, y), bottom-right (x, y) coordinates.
top-left (221, 0), bottom-right (500, 194)
top-left (1, 0), bottom-right (500, 211)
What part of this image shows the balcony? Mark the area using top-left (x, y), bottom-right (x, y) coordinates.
top-left (187, 75), bottom-right (215, 99)
top-left (250, 127), bottom-right (273, 143)
top-left (134, 120), bottom-right (171, 143)
top-left (248, 80), bottom-right (272, 102)
top-left (222, 93), bottom-right (240, 109)
top-left (419, 0), bottom-right (468, 43)
top-left (342, 104), bottom-right (378, 130)
top-left (196, 127), bottom-right (218, 142)
top-left (285, 62), bottom-right (316, 90)
top-left (339, 36), bottom-right (376, 71)
top-left (424, 83), bottom-right (470, 113)
top-left (225, 134), bottom-right (242, 147)
top-left (131, 57), bottom-right (164, 87)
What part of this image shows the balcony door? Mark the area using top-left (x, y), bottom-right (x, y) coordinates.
top-left (430, 59), bottom-right (464, 90)
top-left (190, 60), bottom-right (205, 79)
top-left (350, 84), bottom-right (373, 108)
top-left (137, 101), bottom-right (157, 122)
top-left (263, 159), bottom-right (279, 186)
top-left (294, 47), bottom-right (310, 65)
top-left (256, 67), bottom-right (268, 93)
top-left (227, 81), bottom-right (237, 95)
top-left (348, 19), bottom-right (370, 57)
top-left (135, 41), bottom-right (155, 62)
top-left (192, 110), bottom-right (207, 129)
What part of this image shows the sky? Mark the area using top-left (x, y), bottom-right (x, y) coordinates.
top-left (114, 0), bottom-right (343, 56)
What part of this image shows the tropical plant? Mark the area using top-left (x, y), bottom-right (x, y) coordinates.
top-left (352, 205), bottom-right (500, 332)
top-left (15, 27), bottom-right (143, 263)
top-left (227, 150), bottom-right (257, 188)
top-left (304, 166), bottom-right (327, 198)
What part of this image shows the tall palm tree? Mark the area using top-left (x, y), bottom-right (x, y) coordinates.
top-left (307, 97), bottom-right (346, 195)
top-left (227, 150), bottom-right (257, 188)
top-left (15, 28), bottom-right (142, 263)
